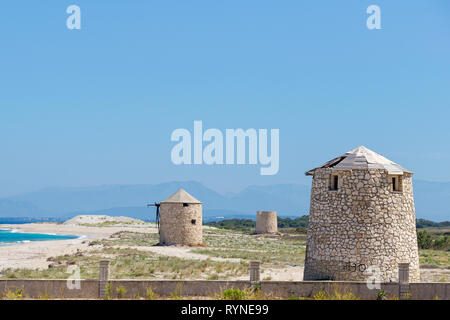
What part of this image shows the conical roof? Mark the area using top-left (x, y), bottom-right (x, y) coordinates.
top-left (161, 189), bottom-right (202, 204)
top-left (305, 146), bottom-right (412, 176)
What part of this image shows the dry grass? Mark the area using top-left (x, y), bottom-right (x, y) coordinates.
top-left (419, 249), bottom-right (450, 267)
top-left (191, 229), bottom-right (306, 267)
top-left (0, 239), bottom-right (248, 280)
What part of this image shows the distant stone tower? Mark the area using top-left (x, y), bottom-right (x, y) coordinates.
top-left (255, 211), bottom-right (278, 234)
top-left (303, 146), bottom-right (420, 282)
top-left (159, 189), bottom-right (202, 246)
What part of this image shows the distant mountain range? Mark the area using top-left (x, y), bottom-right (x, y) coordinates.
top-left (0, 180), bottom-right (448, 222)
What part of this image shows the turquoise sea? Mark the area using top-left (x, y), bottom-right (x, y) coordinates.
top-left (0, 228), bottom-right (79, 246)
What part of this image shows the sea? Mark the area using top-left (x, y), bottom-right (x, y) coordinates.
top-left (0, 228), bottom-right (79, 246)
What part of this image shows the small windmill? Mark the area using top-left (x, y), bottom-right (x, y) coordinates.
top-left (147, 202), bottom-right (161, 234)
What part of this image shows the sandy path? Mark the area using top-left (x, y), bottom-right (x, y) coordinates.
top-left (112, 245), bottom-right (305, 281)
top-left (114, 245), bottom-right (243, 263)
top-left (261, 266), bottom-right (304, 281)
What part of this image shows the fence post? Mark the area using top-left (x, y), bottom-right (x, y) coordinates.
top-left (398, 262), bottom-right (410, 299)
top-left (249, 261), bottom-right (261, 289)
top-left (99, 260), bottom-right (110, 298)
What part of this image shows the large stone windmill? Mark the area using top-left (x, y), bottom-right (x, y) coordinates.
top-left (303, 146), bottom-right (420, 282)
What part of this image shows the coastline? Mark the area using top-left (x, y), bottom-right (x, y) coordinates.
top-left (0, 223), bottom-right (157, 272)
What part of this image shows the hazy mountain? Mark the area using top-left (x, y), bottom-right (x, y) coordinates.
top-left (229, 184), bottom-right (310, 214)
top-left (0, 179), bottom-right (448, 222)
top-left (0, 199), bottom-right (49, 217)
top-left (5, 181), bottom-right (226, 215)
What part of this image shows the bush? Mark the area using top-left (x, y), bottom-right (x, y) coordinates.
top-left (146, 288), bottom-right (157, 300)
top-left (116, 285), bottom-right (127, 299)
top-left (222, 288), bottom-right (248, 300)
top-left (313, 289), bottom-right (359, 300)
top-left (376, 289), bottom-right (386, 300)
top-left (433, 235), bottom-right (450, 250)
top-left (104, 283), bottom-right (112, 300)
top-left (313, 290), bottom-right (328, 300)
top-left (417, 231), bottom-right (433, 249)
top-left (4, 288), bottom-right (24, 300)
top-left (418, 230), bottom-right (450, 250)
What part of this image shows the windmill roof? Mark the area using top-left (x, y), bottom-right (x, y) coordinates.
top-left (161, 189), bottom-right (202, 204)
top-left (305, 146), bottom-right (412, 176)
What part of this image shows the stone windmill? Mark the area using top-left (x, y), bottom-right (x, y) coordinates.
top-left (156, 189), bottom-right (203, 246)
top-left (303, 146), bottom-right (420, 282)
top-left (255, 211), bottom-right (278, 234)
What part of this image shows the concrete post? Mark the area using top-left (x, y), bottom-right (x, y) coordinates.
top-left (398, 262), bottom-right (410, 299)
top-left (249, 261), bottom-right (261, 285)
top-left (99, 260), bottom-right (110, 298)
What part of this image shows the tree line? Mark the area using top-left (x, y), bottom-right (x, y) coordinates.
top-left (206, 216), bottom-right (449, 251)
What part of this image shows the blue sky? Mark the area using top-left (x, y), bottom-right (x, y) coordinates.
top-left (1, 1), bottom-right (450, 197)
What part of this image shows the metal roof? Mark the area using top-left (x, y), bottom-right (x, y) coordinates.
top-left (161, 189), bottom-right (202, 204)
top-left (305, 146), bottom-right (412, 176)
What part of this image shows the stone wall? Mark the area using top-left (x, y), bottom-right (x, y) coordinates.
top-left (304, 168), bottom-right (420, 282)
top-left (0, 280), bottom-right (448, 299)
top-left (255, 211), bottom-right (278, 234)
top-left (159, 203), bottom-right (202, 246)
top-left (0, 279), bottom-right (99, 299)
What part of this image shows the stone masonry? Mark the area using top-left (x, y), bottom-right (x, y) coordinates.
top-left (159, 189), bottom-right (203, 246)
top-left (303, 147), bottom-right (420, 282)
top-left (255, 211), bottom-right (278, 234)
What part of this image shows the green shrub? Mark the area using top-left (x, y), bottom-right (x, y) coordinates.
top-left (222, 288), bottom-right (248, 300)
top-left (313, 289), bottom-right (359, 300)
top-left (146, 287), bottom-right (158, 300)
top-left (418, 230), bottom-right (450, 250)
top-left (116, 285), bottom-right (127, 299)
top-left (313, 290), bottom-right (328, 300)
top-left (376, 289), bottom-right (386, 300)
top-left (4, 288), bottom-right (24, 300)
top-left (169, 284), bottom-right (183, 300)
top-left (418, 231), bottom-right (433, 249)
top-left (105, 283), bottom-right (112, 300)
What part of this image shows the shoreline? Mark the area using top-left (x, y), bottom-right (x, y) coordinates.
top-left (0, 227), bottom-right (86, 244)
top-left (0, 223), bottom-right (157, 272)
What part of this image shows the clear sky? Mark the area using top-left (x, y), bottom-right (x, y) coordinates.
top-left (1, 1), bottom-right (449, 197)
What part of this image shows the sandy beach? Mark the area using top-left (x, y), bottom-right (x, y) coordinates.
top-left (0, 223), bottom-right (157, 271)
